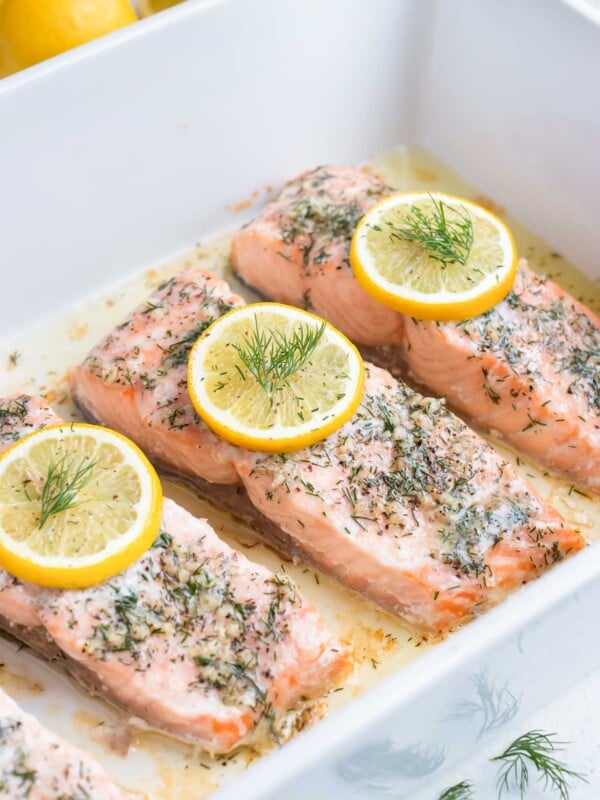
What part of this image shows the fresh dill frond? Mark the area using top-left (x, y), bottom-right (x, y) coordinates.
top-left (387, 195), bottom-right (473, 267)
top-left (231, 315), bottom-right (326, 395)
top-left (491, 730), bottom-right (586, 800)
top-left (437, 780), bottom-right (474, 800)
top-left (38, 453), bottom-right (98, 528)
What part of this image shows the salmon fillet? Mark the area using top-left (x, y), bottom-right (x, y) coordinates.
top-left (235, 364), bottom-right (583, 632)
top-left (71, 270), bottom-right (584, 635)
top-left (231, 166), bottom-right (402, 345)
top-left (0, 395), bottom-right (348, 754)
top-left (0, 687), bottom-right (135, 799)
top-left (230, 166), bottom-right (600, 493)
top-left (404, 269), bottom-right (600, 493)
top-left (73, 270), bottom-right (245, 485)
top-left (0, 395), bottom-right (59, 630)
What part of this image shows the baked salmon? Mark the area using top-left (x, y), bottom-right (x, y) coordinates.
top-left (0, 395), bottom-right (60, 630)
top-left (230, 166), bottom-right (600, 493)
top-left (235, 364), bottom-right (584, 632)
top-left (0, 687), bottom-right (135, 799)
top-left (231, 166), bottom-right (401, 345)
top-left (0, 395), bottom-right (349, 754)
top-left (71, 270), bottom-right (584, 635)
top-left (72, 270), bottom-right (244, 485)
top-left (404, 269), bottom-right (600, 493)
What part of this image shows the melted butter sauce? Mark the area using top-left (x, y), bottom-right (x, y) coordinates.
top-left (0, 147), bottom-right (598, 798)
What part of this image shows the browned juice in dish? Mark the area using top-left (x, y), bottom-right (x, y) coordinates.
top-left (0, 147), bottom-right (597, 798)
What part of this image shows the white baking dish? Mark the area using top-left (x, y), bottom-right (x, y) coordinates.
top-left (0, 0), bottom-right (598, 797)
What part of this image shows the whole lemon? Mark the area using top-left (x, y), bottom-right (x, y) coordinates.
top-left (138, 0), bottom-right (185, 16)
top-left (0, 0), bottom-right (137, 77)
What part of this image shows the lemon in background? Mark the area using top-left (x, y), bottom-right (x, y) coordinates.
top-left (138, 0), bottom-right (185, 16)
top-left (0, 0), bottom-right (137, 77)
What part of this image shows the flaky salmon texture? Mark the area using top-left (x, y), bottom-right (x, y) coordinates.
top-left (0, 395), bottom-right (349, 756)
top-left (230, 165), bottom-right (600, 494)
top-left (70, 269), bottom-right (585, 637)
top-left (0, 687), bottom-right (136, 799)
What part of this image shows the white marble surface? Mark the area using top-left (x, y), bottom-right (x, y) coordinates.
top-left (434, 666), bottom-right (600, 799)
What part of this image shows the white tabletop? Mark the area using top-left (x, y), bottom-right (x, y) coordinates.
top-left (437, 666), bottom-right (600, 798)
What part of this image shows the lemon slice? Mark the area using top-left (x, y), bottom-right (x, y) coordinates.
top-left (0, 424), bottom-right (162, 588)
top-left (350, 192), bottom-right (517, 321)
top-left (188, 303), bottom-right (364, 452)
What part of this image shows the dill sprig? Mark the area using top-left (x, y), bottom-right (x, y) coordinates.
top-left (491, 730), bottom-right (586, 800)
top-left (38, 453), bottom-right (98, 528)
top-left (231, 315), bottom-right (326, 395)
top-left (388, 195), bottom-right (473, 267)
top-left (437, 780), bottom-right (474, 800)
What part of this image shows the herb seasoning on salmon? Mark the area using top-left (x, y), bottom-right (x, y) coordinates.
top-left (230, 166), bottom-right (600, 493)
top-left (0, 687), bottom-right (136, 799)
top-left (0, 394), bottom-right (349, 754)
top-left (70, 270), bottom-right (585, 635)
top-left (235, 364), bottom-right (584, 632)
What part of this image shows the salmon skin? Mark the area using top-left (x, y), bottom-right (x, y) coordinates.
top-left (0, 395), bottom-right (349, 755)
top-left (0, 687), bottom-right (136, 799)
top-left (71, 270), bottom-right (584, 635)
top-left (230, 166), bottom-right (600, 493)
